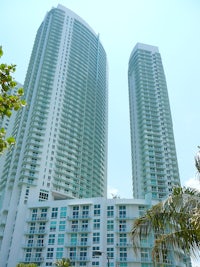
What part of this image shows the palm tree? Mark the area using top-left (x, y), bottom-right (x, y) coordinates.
top-left (54, 258), bottom-right (71, 267)
top-left (131, 186), bottom-right (200, 263)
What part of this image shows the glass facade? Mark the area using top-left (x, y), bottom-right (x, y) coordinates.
top-left (128, 43), bottom-right (180, 200)
top-left (3, 198), bottom-right (190, 267)
top-left (0, 5), bottom-right (108, 203)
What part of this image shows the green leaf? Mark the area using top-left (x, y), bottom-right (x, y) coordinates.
top-left (0, 46), bottom-right (3, 57)
top-left (21, 100), bottom-right (26, 106)
top-left (6, 136), bottom-right (15, 144)
top-left (0, 47), bottom-right (26, 154)
top-left (17, 88), bottom-right (24, 95)
top-left (0, 128), bottom-right (6, 134)
top-left (5, 110), bottom-right (12, 117)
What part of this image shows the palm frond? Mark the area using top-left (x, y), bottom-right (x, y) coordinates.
top-left (153, 228), bottom-right (200, 260)
top-left (131, 186), bottom-right (200, 263)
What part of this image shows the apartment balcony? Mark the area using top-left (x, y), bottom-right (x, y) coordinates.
top-left (116, 228), bottom-right (130, 233)
top-left (70, 257), bottom-right (90, 262)
top-left (116, 257), bottom-right (128, 262)
top-left (22, 257), bottom-right (44, 263)
top-left (141, 257), bottom-right (152, 263)
top-left (140, 242), bottom-right (152, 248)
top-left (116, 243), bottom-right (133, 247)
top-left (26, 216), bottom-right (49, 222)
top-left (115, 215), bottom-right (137, 220)
top-left (22, 243), bottom-right (45, 248)
top-left (116, 257), bottom-right (151, 263)
top-left (67, 215), bottom-right (92, 220)
top-left (65, 242), bottom-right (91, 247)
top-left (25, 229), bottom-right (47, 235)
top-left (19, 173), bottom-right (39, 181)
top-left (157, 183), bottom-right (166, 187)
top-left (18, 179), bottom-right (38, 187)
top-left (66, 227), bottom-right (91, 233)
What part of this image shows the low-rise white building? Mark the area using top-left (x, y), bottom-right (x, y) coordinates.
top-left (5, 197), bottom-right (190, 267)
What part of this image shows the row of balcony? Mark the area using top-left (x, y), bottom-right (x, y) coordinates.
top-left (26, 214), bottom-right (136, 222)
top-left (24, 227), bottom-right (134, 234)
top-left (27, 216), bottom-right (49, 222)
top-left (21, 256), bottom-right (154, 263)
top-left (23, 257), bottom-right (44, 263)
top-left (22, 242), bottom-right (137, 249)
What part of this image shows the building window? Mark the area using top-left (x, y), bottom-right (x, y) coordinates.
top-left (92, 246), bottom-right (100, 252)
top-left (120, 247), bottom-right (127, 261)
top-left (71, 220), bottom-right (78, 231)
top-left (93, 219), bottom-right (100, 230)
top-left (92, 262), bottom-right (99, 266)
top-left (138, 206), bottom-right (146, 216)
top-left (82, 205), bottom-right (89, 218)
top-left (51, 207), bottom-right (58, 218)
top-left (119, 220), bottom-right (126, 232)
top-left (50, 221), bottom-right (56, 232)
top-left (59, 220), bottom-right (66, 231)
top-left (25, 253), bottom-right (31, 260)
top-left (70, 233), bottom-right (77, 245)
top-left (119, 206), bottom-right (126, 218)
top-left (39, 222), bottom-right (46, 233)
top-left (107, 247), bottom-right (114, 258)
top-left (46, 263), bottom-right (52, 266)
top-left (29, 223), bottom-right (35, 234)
top-left (56, 247), bottom-right (64, 259)
top-left (70, 247), bottom-right (76, 260)
top-left (57, 234), bottom-right (65, 245)
top-left (41, 209), bottom-right (47, 218)
top-left (107, 233), bottom-right (114, 245)
top-left (37, 235), bottom-right (44, 247)
top-left (48, 234), bottom-right (55, 245)
top-left (119, 233), bottom-right (127, 245)
top-left (141, 248), bottom-right (149, 261)
top-left (72, 206), bottom-right (79, 218)
top-left (47, 248), bottom-right (54, 259)
top-left (80, 262), bottom-right (86, 266)
top-left (107, 220), bottom-right (114, 231)
top-left (35, 248), bottom-right (42, 259)
top-left (39, 191), bottom-right (49, 201)
top-left (94, 205), bottom-right (100, 216)
top-left (107, 206), bottom-right (114, 217)
top-left (81, 220), bottom-right (88, 230)
top-left (60, 207), bottom-right (67, 218)
top-left (80, 247), bottom-right (87, 260)
top-left (93, 232), bottom-right (100, 244)
top-left (120, 263), bottom-right (127, 267)
top-left (80, 233), bottom-right (88, 245)
top-left (82, 209), bottom-right (89, 218)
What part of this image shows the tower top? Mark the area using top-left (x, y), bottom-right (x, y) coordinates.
top-left (129, 42), bottom-right (159, 60)
top-left (56, 4), bottom-right (97, 36)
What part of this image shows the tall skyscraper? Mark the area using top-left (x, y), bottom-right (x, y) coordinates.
top-left (0, 5), bottom-right (108, 202)
top-left (128, 43), bottom-right (180, 200)
top-left (0, 5), bottom-right (107, 263)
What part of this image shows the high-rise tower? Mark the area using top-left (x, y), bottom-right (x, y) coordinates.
top-left (0, 5), bottom-right (107, 262)
top-left (128, 43), bottom-right (180, 200)
top-left (0, 4), bottom-right (108, 203)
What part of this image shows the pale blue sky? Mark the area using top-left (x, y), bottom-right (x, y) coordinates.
top-left (1, 0), bottom-right (200, 200)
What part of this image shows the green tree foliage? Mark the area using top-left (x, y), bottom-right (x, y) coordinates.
top-left (0, 46), bottom-right (26, 153)
top-left (54, 258), bottom-right (71, 267)
top-left (131, 186), bottom-right (200, 263)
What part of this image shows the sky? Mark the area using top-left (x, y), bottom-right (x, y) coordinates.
top-left (1, 0), bottom-right (200, 201)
